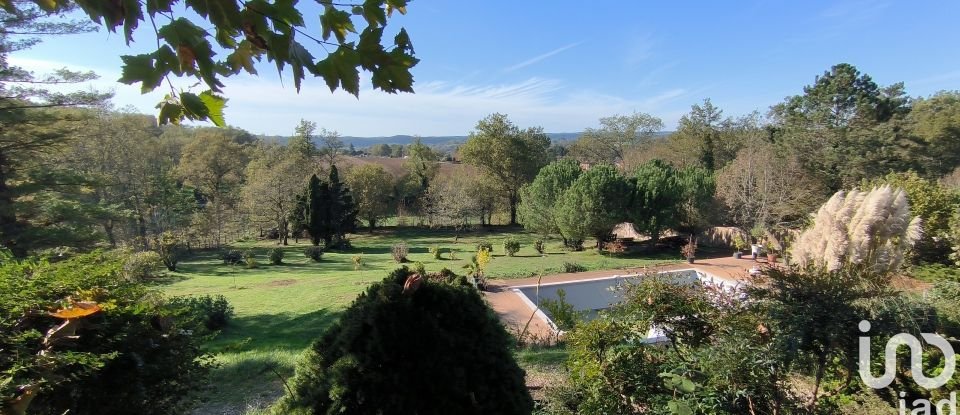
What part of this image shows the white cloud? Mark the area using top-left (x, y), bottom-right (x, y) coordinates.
top-left (8, 56), bottom-right (694, 136)
top-left (502, 41), bottom-right (584, 72)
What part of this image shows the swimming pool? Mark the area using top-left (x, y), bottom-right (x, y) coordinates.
top-left (510, 269), bottom-right (735, 342)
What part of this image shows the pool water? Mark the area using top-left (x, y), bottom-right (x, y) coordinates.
top-left (511, 269), bottom-right (730, 341)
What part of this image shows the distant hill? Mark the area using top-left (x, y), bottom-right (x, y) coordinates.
top-left (259, 131), bottom-right (672, 150)
top-left (259, 132), bottom-right (585, 148)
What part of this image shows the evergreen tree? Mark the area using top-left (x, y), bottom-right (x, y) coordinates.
top-left (288, 193), bottom-right (308, 244)
top-left (327, 165), bottom-right (358, 247)
top-left (305, 174), bottom-right (328, 246)
top-left (273, 268), bottom-right (533, 414)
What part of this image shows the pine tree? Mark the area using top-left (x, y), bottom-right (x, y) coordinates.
top-left (326, 165), bottom-right (357, 248)
top-left (288, 193), bottom-right (308, 244)
top-left (305, 174), bottom-right (328, 246)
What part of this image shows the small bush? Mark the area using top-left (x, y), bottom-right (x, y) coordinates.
top-left (604, 239), bottom-right (626, 254)
top-left (269, 247), bottom-right (284, 265)
top-left (413, 261), bottom-right (426, 276)
top-left (156, 231), bottom-right (183, 271)
top-left (534, 239), bottom-right (545, 255)
top-left (503, 238), bottom-right (520, 257)
top-left (430, 245), bottom-right (442, 260)
top-left (476, 240), bottom-right (493, 253)
top-left (304, 246), bottom-right (324, 262)
top-left (562, 262), bottom-right (586, 273)
top-left (352, 254), bottom-right (364, 270)
top-left (123, 251), bottom-right (163, 281)
top-left (168, 294), bottom-right (235, 332)
top-left (222, 249), bottom-right (244, 265)
top-left (243, 250), bottom-right (258, 268)
top-left (392, 242), bottom-right (409, 263)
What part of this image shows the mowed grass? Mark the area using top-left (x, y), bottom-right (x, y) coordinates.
top-left (160, 227), bottom-right (677, 413)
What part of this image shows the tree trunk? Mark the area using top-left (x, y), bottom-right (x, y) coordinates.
top-left (103, 220), bottom-right (117, 248)
top-left (368, 219), bottom-right (376, 233)
top-left (508, 192), bottom-right (519, 225)
top-left (810, 352), bottom-right (828, 410)
top-left (0, 150), bottom-right (26, 256)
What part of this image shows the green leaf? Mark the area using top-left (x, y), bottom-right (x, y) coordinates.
top-left (320, 6), bottom-right (356, 43)
top-left (315, 45), bottom-right (360, 96)
top-left (155, 96), bottom-right (184, 125)
top-left (146, 0), bottom-right (175, 16)
top-left (121, 0), bottom-right (143, 44)
top-left (394, 28), bottom-right (414, 53)
top-left (226, 40), bottom-right (261, 75)
top-left (179, 92), bottom-right (209, 121)
top-left (351, 5), bottom-right (363, 15)
top-left (678, 378), bottom-right (697, 394)
top-left (667, 401), bottom-right (693, 415)
top-left (158, 18), bottom-right (223, 92)
top-left (199, 91), bottom-right (227, 127)
top-left (361, 0), bottom-right (387, 28)
top-left (289, 39), bottom-right (317, 92)
top-left (185, 0), bottom-right (242, 29)
top-left (118, 54), bottom-right (164, 93)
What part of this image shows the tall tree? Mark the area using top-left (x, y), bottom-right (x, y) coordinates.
top-left (241, 143), bottom-right (305, 246)
top-left (629, 160), bottom-right (684, 242)
top-left (771, 63), bottom-right (913, 191)
top-left (908, 91), bottom-right (960, 177)
top-left (403, 137), bottom-right (439, 191)
top-left (318, 128), bottom-right (345, 167)
top-left (459, 113), bottom-right (551, 225)
top-left (672, 99), bottom-right (728, 171)
top-left (290, 119), bottom-right (319, 159)
top-left (555, 164), bottom-right (631, 250)
top-left (346, 164), bottom-right (394, 231)
top-left (305, 174), bottom-right (327, 246)
top-left (177, 131), bottom-right (246, 247)
top-left (570, 112), bottom-right (663, 165)
top-left (0, 3), bottom-right (109, 255)
top-left (326, 165), bottom-right (357, 246)
top-left (517, 159), bottom-right (581, 238)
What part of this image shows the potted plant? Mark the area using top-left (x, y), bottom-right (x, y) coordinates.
top-left (765, 241), bottom-right (779, 263)
top-left (750, 225), bottom-right (766, 260)
top-left (681, 237), bottom-right (697, 264)
top-left (732, 234), bottom-right (747, 259)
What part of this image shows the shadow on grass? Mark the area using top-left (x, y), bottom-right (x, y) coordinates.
top-left (210, 309), bottom-right (342, 353)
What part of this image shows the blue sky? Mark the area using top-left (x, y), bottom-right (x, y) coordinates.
top-left (11, 0), bottom-right (960, 137)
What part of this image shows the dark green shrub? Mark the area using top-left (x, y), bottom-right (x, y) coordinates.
top-left (476, 240), bottom-right (493, 253)
top-left (503, 237), bottom-right (520, 256)
top-left (391, 242), bottom-right (408, 263)
top-left (0, 251), bottom-right (212, 415)
top-left (562, 262), bottom-right (586, 273)
top-left (123, 251), bottom-right (162, 281)
top-left (168, 294), bottom-right (235, 332)
top-left (273, 267), bottom-right (533, 414)
top-left (269, 247), bottom-right (284, 265)
top-left (243, 250), bottom-right (258, 269)
top-left (304, 246), bottom-right (324, 262)
top-left (429, 244), bottom-right (442, 259)
top-left (221, 249), bottom-right (243, 265)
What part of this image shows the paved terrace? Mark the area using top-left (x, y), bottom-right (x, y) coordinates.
top-left (483, 255), bottom-right (765, 342)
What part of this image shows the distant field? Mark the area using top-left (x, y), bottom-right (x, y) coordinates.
top-left (160, 227), bottom-right (678, 414)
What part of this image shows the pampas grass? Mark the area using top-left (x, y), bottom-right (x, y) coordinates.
top-left (792, 185), bottom-right (922, 275)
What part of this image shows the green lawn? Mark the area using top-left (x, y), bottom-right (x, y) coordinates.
top-left (160, 227), bottom-right (675, 413)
